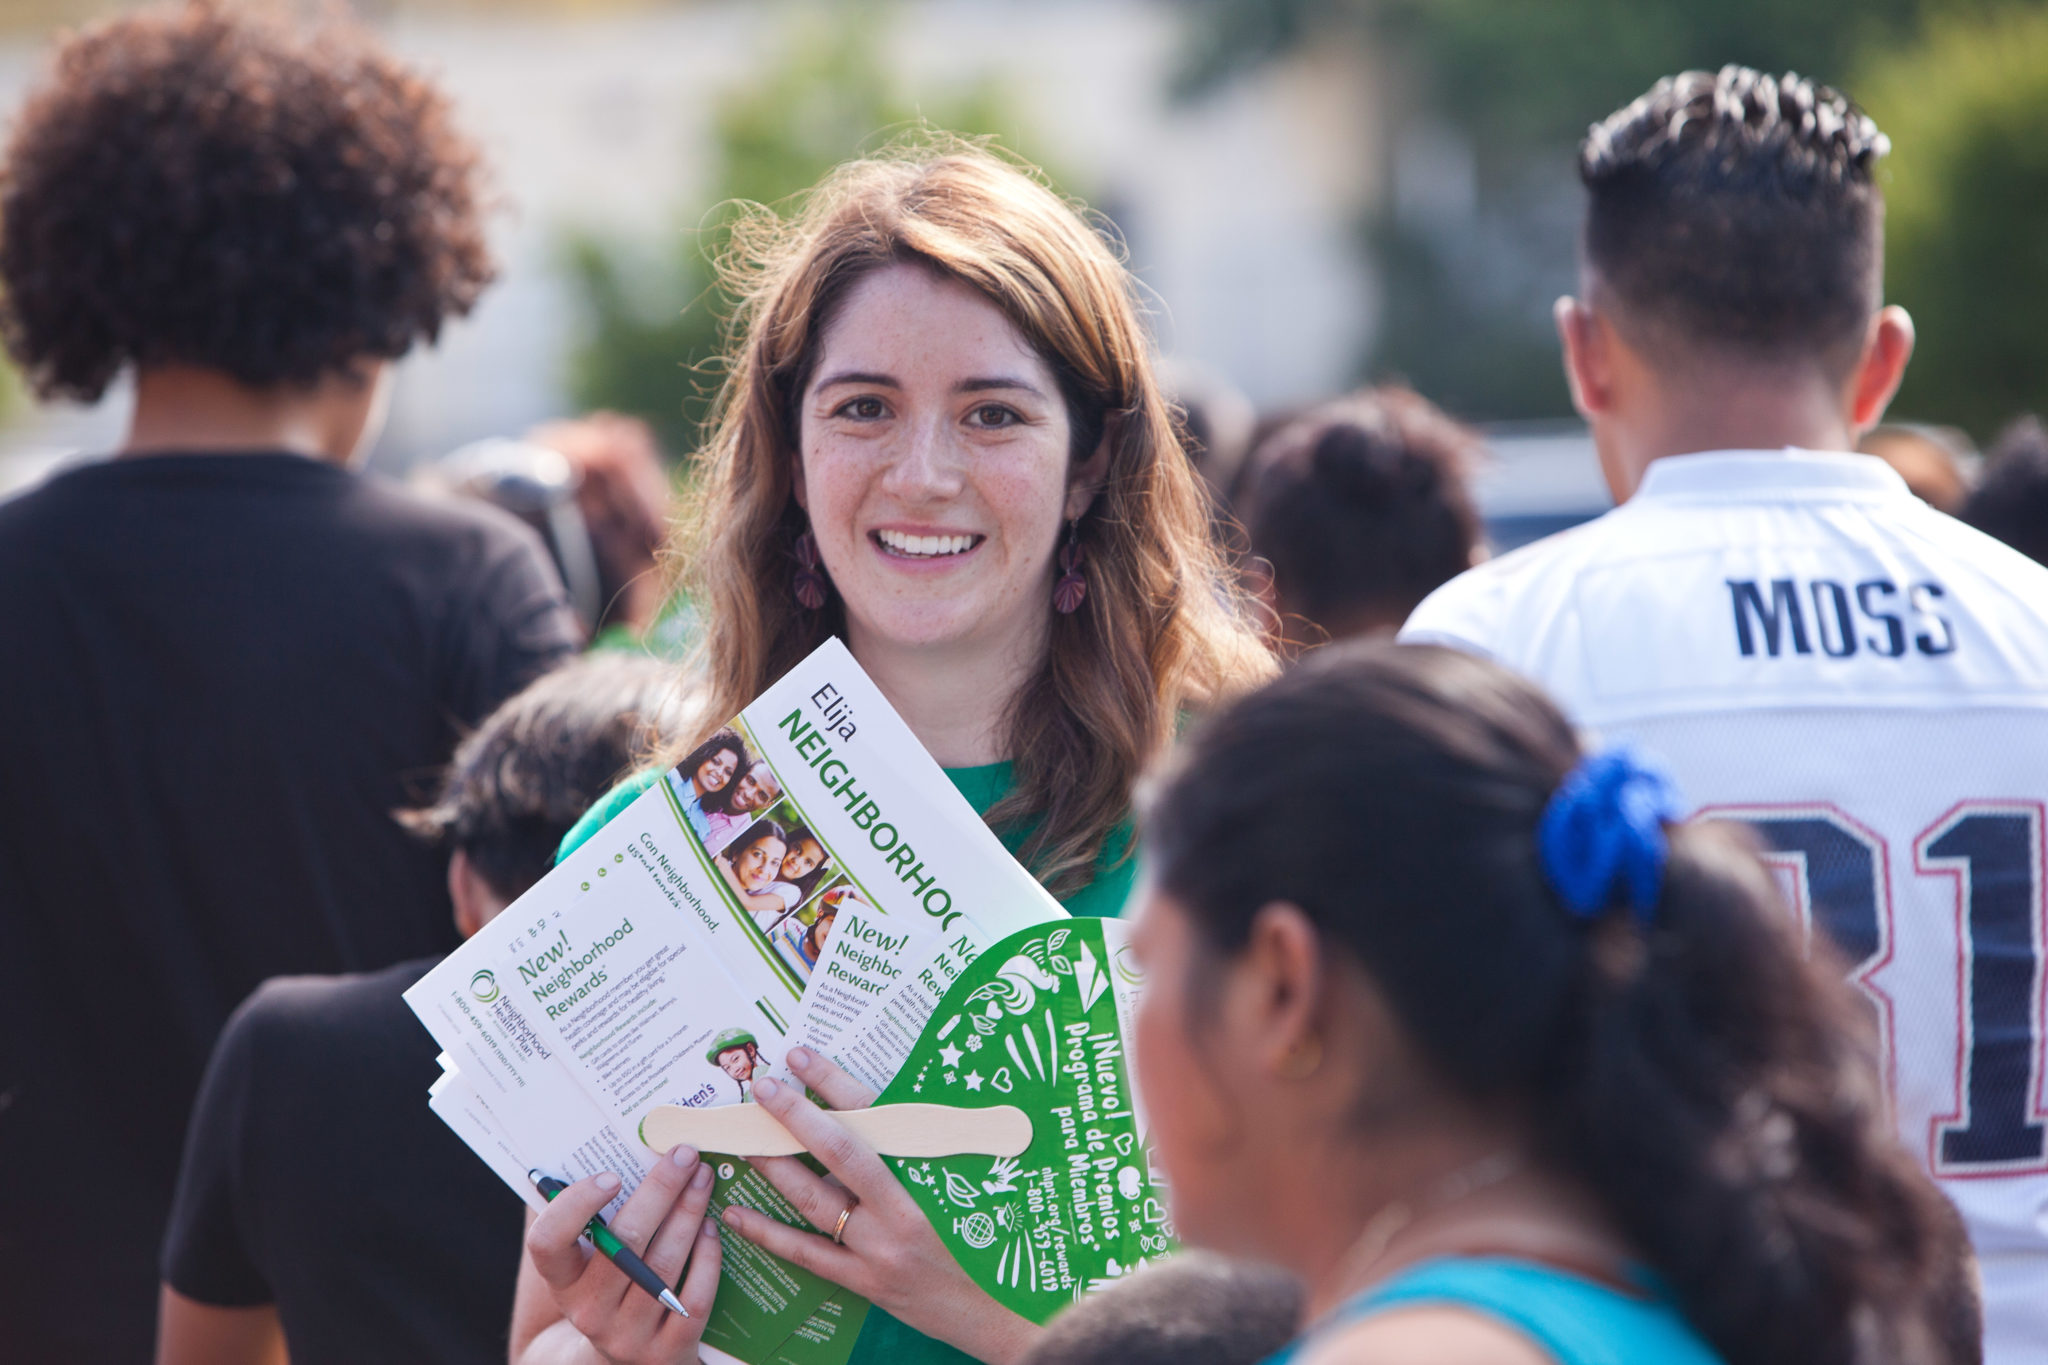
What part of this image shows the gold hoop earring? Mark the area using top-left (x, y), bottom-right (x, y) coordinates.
top-left (1279, 1036), bottom-right (1323, 1080)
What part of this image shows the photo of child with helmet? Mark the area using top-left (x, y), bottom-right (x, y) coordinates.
top-left (704, 1027), bottom-right (768, 1102)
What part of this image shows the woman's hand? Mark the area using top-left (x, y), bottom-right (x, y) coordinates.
top-left (720, 1048), bottom-right (1042, 1365)
top-left (509, 1145), bottom-right (723, 1365)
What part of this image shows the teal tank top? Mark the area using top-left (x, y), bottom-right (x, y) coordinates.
top-left (1263, 1258), bottom-right (1725, 1365)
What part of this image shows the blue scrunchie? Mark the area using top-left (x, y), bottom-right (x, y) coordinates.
top-left (1538, 743), bottom-right (1686, 924)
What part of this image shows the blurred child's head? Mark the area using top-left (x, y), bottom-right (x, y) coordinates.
top-left (1964, 416), bottom-right (2048, 568)
top-left (528, 412), bottom-right (674, 634)
top-left (1238, 387), bottom-right (1482, 647)
top-left (1020, 1252), bottom-right (1300, 1365)
top-left (400, 655), bottom-right (690, 935)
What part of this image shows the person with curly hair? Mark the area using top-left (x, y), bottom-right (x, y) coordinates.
top-left (0, 5), bottom-right (581, 1359)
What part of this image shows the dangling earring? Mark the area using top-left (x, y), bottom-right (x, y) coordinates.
top-left (792, 529), bottom-right (827, 611)
top-left (1053, 520), bottom-right (1087, 614)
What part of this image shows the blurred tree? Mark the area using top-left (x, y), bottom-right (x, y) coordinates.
top-left (1362, 197), bottom-right (1581, 421)
top-left (1858, 7), bottom-right (2048, 442)
top-left (1168, 0), bottom-right (2001, 422)
top-left (563, 8), bottom-right (1032, 456)
top-left (1174, 0), bottom-right (1931, 146)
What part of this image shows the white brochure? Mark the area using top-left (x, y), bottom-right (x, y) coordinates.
top-left (405, 636), bottom-right (1067, 1210)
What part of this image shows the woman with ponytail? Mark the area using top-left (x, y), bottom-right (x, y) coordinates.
top-left (1132, 641), bottom-right (1972, 1365)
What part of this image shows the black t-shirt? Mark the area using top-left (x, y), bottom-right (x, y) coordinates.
top-left (0, 453), bottom-right (579, 1361)
top-left (163, 958), bottom-right (525, 1365)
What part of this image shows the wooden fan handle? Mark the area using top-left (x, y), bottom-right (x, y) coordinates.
top-left (640, 1101), bottom-right (1032, 1158)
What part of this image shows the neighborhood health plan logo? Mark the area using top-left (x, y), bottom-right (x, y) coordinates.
top-left (470, 969), bottom-right (501, 1004)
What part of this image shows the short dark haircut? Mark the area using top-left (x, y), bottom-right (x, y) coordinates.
top-left (1581, 66), bottom-right (1888, 366)
top-left (1021, 1253), bottom-right (1301, 1365)
top-left (1239, 387), bottom-right (1481, 642)
top-left (1963, 415), bottom-right (2048, 568)
top-left (0, 1), bottom-right (496, 402)
top-left (400, 656), bottom-right (689, 901)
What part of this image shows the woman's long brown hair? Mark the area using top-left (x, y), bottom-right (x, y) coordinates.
top-left (665, 135), bottom-right (1273, 895)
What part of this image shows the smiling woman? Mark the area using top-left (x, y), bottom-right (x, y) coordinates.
top-left (796, 263), bottom-right (1099, 708)
top-left (671, 134), bottom-right (1274, 896)
top-left (512, 137), bottom-right (1275, 1365)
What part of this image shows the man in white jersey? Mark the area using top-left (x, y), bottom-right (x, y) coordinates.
top-left (1405, 66), bottom-right (2048, 1360)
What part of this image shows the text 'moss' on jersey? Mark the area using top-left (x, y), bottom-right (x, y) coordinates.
top-left (1404, 449), bottom-right (2048, 1356)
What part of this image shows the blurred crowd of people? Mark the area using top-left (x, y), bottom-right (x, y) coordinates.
top-left (2, 5), bottom-right (2046, 1365)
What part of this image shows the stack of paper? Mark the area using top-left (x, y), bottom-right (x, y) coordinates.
top-left (405, 639), bottom-right (1068, 1365)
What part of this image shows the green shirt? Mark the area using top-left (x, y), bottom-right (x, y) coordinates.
top-left (555, 762), bottom-right (1135, 1365)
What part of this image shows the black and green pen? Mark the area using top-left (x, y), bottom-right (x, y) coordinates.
top-left (530, 1170), bottom-right (689, 1317)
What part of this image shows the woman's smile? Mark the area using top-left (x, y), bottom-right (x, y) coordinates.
top-left (871, 527), bottom-right (986, 562)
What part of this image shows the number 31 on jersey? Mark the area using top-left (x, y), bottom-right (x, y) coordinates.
top-left (1701, 801), bottom-right (2048, 1178)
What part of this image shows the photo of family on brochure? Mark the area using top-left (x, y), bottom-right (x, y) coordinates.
top-left (663, 723), bottom-right (871, 987)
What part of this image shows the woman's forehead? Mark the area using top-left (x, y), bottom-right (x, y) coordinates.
top-left (812, 262), bottom-right (1050, 393)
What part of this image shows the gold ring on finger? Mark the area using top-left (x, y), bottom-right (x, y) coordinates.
top-left (830, 1198), bottom-right (858, 1245)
